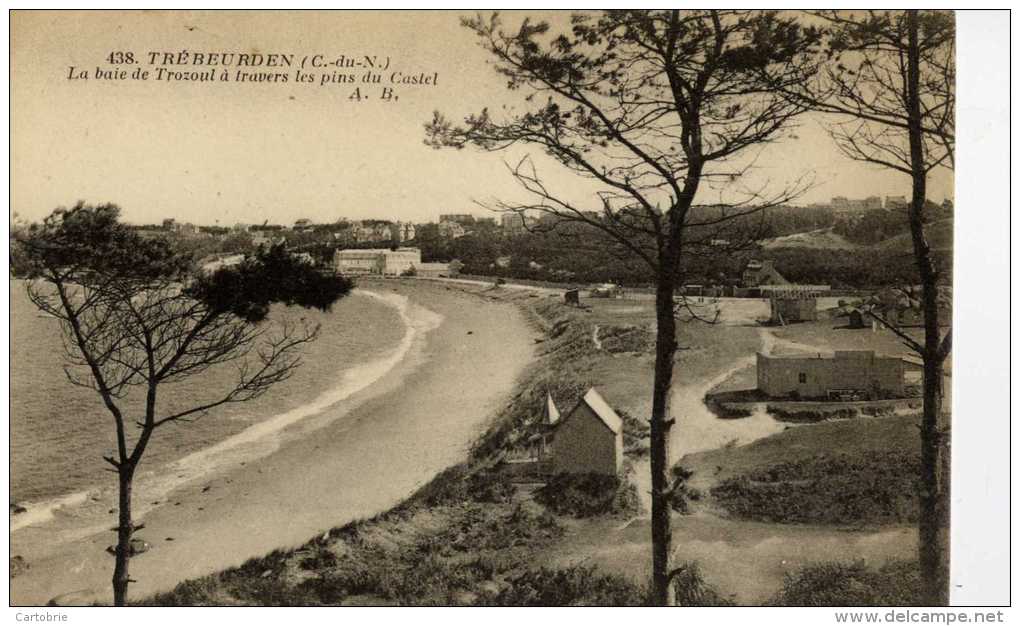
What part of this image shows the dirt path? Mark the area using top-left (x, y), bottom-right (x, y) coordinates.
top-left (545, 512), bottom-right (915, 605)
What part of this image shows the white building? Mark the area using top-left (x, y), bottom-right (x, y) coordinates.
top-left (333, 247), bottom-right (422, 277)
top-left (391, 222), bottom-right (416, 242)
top-left (438, 221), bottom-right (466, 239)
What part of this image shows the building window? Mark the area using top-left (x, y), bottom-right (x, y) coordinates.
top-left (798, 373), bottom-right (807, 384)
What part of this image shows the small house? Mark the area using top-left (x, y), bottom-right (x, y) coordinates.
top-left (742, 259), bottom-right (788, 288)
top-left (770, 296), bottom-right (818, 324)
top-left (548, 388), bottom-right (623, 476)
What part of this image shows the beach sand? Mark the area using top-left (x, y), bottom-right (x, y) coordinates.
top-left (10, 280), bottom-right (536, 606)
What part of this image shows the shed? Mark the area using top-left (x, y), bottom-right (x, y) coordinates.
top-left (770, 297), bottom-right (818, 324)
top-left (548, 388), bottom-right (623, 476)
top-left (564, 289), bottom-right (580, 307)
top-left (757, 350), bottom-right (906, 400)
top-left (848, 309), bottom-right (867, 329)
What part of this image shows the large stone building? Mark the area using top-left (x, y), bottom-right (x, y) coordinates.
top-left (757, 350), bottom-right (906, 400)
top-left (548, 388), bottom-right (623, 476)
top-left (333, 247), bottom-right (422, 276)
top-left (501, 212), bottom-right (538, 236)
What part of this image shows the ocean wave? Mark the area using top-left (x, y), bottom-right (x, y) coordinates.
top-left (10, 289), bottom-right (444, 535)
top-left (10, 490), bottom-right (93, 533)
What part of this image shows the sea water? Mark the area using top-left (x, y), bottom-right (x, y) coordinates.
top-left (9, 282), bottom-right (427, 534)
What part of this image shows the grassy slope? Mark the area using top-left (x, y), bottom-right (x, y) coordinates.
top-left (761, 219), bottom-right (952, 254)
top-left (763, 228), bottom-right (859, 251)
top-left (683, 415), bottom-right (920, 527)
top-left (870, 219), bottom-right (953, 252)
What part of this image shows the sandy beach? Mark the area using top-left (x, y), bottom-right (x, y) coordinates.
top-left (10, 280), bottom-right (536, 606)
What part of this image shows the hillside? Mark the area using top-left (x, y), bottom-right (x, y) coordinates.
top-left (762, 228), bottom-right (859, 251)
top-left (870, 219), bottom-right (953, 252)
top-left (763, 220), bottom-right (952, 254)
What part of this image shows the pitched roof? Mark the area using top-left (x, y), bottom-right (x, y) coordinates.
top-left (576, 388), bottom-right (623, 435)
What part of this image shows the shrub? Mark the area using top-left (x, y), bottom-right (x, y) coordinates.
top-left (467, 471), bottom-right (516, 504)
top-left (598, 324), bottom-right (653, 353)
top-left (536, 473), bottom-right (641, 518)
top-left (768, 560), bottom-right (922, 606)
top-left (620, 410), bottom-right (650, 456)
top-left (142, 578), bottom-right (223, 606)
top-left (710, 452), bottom-right (920, 525)
top-left (669, 466), bottom-right (696, 514)
top-left (673, 561), bottom-right (735, 606)
top-left (409, 465), bottom-right (515, 507)
top-left (299, 545), bottom-right (338, 571)
top-left (492, 566), bottom-right (646, 606)
top-left (426, 503), bottom-right (562, 554)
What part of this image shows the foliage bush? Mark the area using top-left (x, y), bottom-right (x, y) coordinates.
top-left (619, 410), bottom-right (650, 456)
top-left (710, 451), bottom-right (920, 525)
top-left (669, 466), bottom-right (696, 514)
top-left (491, 566), bottom-right (646, 606)
top-left (536, 473), bottom-right (641, 518)
top-left (766, 405), bottom-right (859, 422)
top-left (673, 561), bottom-right (735, 606)
top-left (598, 324), bottom-right (654, 353)
top-left (408, 465), bottom-right (514, 508)
top-left (768, 560), bottom-right (922, 606)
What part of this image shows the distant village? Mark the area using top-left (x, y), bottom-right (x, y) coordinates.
top-left (128, 212), bottom-right (531, 278)
top-left (120, 192), bottom-right (953, 296)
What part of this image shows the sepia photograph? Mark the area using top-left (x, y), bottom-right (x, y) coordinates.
top-left (5, 7), bottom-right (1011, 617)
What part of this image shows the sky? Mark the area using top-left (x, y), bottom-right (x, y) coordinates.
top-left (11, 10), bottom-right (953, 226)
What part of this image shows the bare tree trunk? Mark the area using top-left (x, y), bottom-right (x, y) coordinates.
top-left (112, 464), bottom-right (135, 606)
top-left (649, 264), bottom-right (679, 606)
top-left (919, 351), bottom-right (949, 605)
top-left (906, 9), bottom-right (950, 606)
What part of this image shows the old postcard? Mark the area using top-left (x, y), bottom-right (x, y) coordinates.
top-left (6, 8), bottom-right (1010, 615)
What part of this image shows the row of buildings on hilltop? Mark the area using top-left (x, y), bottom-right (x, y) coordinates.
top-left (831, 195), bottom-right (906, 212)
top-left (145, 210), bottom-right (552, 245)
top-left (814, 195), bottom-right (953, 216)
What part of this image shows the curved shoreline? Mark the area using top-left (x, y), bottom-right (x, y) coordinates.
top-left (10, 280), bottom-right (536, 606)
top-left (11, 289), bottom-right (422, 536)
